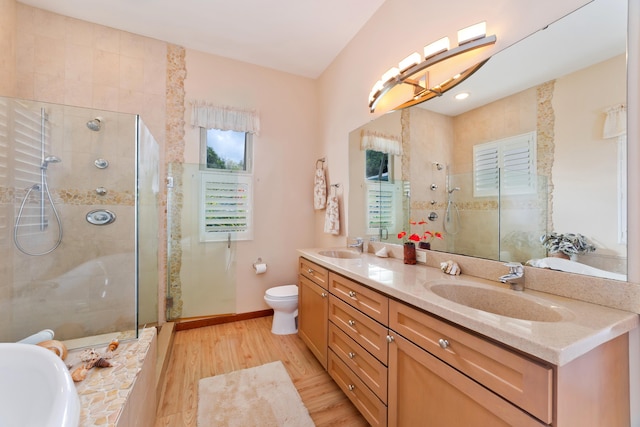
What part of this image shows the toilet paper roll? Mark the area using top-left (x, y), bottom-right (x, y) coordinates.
top-left (254, 263), bottom-right (267, 274)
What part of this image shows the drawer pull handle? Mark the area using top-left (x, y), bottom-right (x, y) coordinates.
top-left (438, 338), bottom-right (450, 349)
top-left (348, 320), bottom-right (356, 327)
top-left (348, 352), bottom-right (356, 359)
top-left (347, 384), bottom-right (355, 391)
top-left (386, 335), bottom-right (395, 343)
top-left (307, 268), bottom-right (314, 275)
top-left (321, 292), bottom-right (327, 298)
top-left (348, 290), bottom-right (357, 298)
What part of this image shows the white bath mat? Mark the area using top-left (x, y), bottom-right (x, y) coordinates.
top-left (197, 360), bottom-right (315, 427)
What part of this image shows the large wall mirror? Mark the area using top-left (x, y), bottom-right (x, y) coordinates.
top-left (349, 0), bottom-right (628, 281)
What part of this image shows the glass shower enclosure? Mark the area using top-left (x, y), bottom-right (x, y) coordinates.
top-left (0, 96), bottom-right (158, 346)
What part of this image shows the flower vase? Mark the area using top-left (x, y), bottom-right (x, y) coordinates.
top-left (418, 242), bottom-right (431, 250)
top-left (404, 242), bottom-right (417, 265)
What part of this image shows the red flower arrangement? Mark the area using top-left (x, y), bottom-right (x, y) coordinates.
top-left (398, 220), bottom-right (443, 244)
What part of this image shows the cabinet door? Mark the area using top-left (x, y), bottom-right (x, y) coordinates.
top-left (298, 275), bottom-right (329, 369)
top-left (388, 333), bottom-right (545, 427)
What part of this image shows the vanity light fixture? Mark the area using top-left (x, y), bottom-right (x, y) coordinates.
top-left (368, 22), bottom-right (496, 113)
top-left (458, 22), bottom-right (487, 45)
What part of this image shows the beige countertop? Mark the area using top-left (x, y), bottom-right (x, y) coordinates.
top-left (299, 248), bottom-right (639, 366)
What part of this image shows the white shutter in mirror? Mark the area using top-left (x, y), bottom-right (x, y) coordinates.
top-left (473, 142), bottom-right (499, 197)
top-left (366, 182), bottom-right (396, 233)
top-left (473, 131), bottom-right (536, 197)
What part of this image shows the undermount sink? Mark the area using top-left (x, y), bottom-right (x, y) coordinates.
top-left (430, 283), bottom-right (571, 322)
top-left (0, 343), bottom-right (80, 427)
top-left (317, 250), bottom-right (361, 259)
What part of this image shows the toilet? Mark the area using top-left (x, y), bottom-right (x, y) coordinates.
top-left (264, 285), bottom-right (299, 335)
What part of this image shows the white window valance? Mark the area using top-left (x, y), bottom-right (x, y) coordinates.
top-left (603, 104), bottom-right (626, 139)
top-left (191, 101), bottom-right (261, 135)
top-left (360, 130), bottom-right (402, 155)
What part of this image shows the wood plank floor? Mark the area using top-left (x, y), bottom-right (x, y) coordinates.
top-left (155, 316), bottom-right (368, 426)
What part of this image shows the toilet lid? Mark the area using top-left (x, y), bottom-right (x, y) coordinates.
top-left (266, 285), bottom-right (298, 297)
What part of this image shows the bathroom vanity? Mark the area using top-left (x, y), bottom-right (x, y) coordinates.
top-left (297, 249), bottom-right (638, 427)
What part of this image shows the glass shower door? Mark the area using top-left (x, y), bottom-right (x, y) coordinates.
top-left (166, 162), bottom-right (236, 320)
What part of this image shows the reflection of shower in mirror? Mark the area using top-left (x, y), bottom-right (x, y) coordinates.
top-left (444, 166), bottom-right (460, 235)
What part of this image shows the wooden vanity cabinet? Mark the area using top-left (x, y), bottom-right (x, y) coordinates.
top-left (297, 258), bottom-right (632, 426)
top-left (298, 258), bottom-right (329, 368)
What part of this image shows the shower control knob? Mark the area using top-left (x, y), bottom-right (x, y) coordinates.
top-left (94, 159), bottom-right (109, 169)
top-left (430, 184), bottom-right (438, 190)
top-left (96, 187), bottom-right (107, 196)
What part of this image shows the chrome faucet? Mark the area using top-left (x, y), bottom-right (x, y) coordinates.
top-left (348, 237), bottom-right (364, 253)
top-left (499, 262), bottom-right (525, 291)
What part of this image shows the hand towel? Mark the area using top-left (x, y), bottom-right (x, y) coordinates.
top-left (314, 167), bottom-right (327, 210)
top-left (324, 194), bottom-right (340, 235)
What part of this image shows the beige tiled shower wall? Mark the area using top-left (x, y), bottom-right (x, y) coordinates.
top-left (0, 0), bottom-right (16, 96)
top-left (2, 3), bottom-right (170, 325)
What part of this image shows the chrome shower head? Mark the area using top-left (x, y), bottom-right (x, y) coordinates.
top-left (86, 117), bottom-right (102, 131)
top-left (41, 156), bottom-right (61, 169)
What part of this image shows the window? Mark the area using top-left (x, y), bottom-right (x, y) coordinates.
top-left (365, 149), bottom-right (390, 181)
top-left (200, 128), bottom-right (252, 172)
top-left (473, 131), bottom-right (537, 197)
top-left (199, 128), bottom-right (253, 242)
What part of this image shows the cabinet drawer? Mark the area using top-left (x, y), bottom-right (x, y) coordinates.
top-left (329, 272), bottom-right (389, 325)
top-left (299, 257), bottom-right (328, 289)
top-left (389, 300), bottom-right (553, 424)
top-left (329, 295), bottom-right (388, 364)
top-left (329, 322), bottom-right (388, 403)
top-left (329, 350), bottom-right (387, 427)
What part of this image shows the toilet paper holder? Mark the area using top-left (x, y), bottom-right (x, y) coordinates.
top-left (253, 257), bottom-right (267, 270)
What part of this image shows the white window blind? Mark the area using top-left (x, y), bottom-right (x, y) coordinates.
top-left (366, 182), bottom-right (396, 234)
top-left (473, 131), bottom-right (537, 197)
top-left (199, 171), bottom-right (253, 242)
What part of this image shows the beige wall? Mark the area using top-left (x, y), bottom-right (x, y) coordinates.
top-left (181, 49), bottom-right (319, 315)
top-left (553, 55), bottom-right (627, 259)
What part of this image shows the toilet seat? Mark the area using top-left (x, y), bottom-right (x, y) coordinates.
top-left (265, 285), bottom-right (298, 299)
